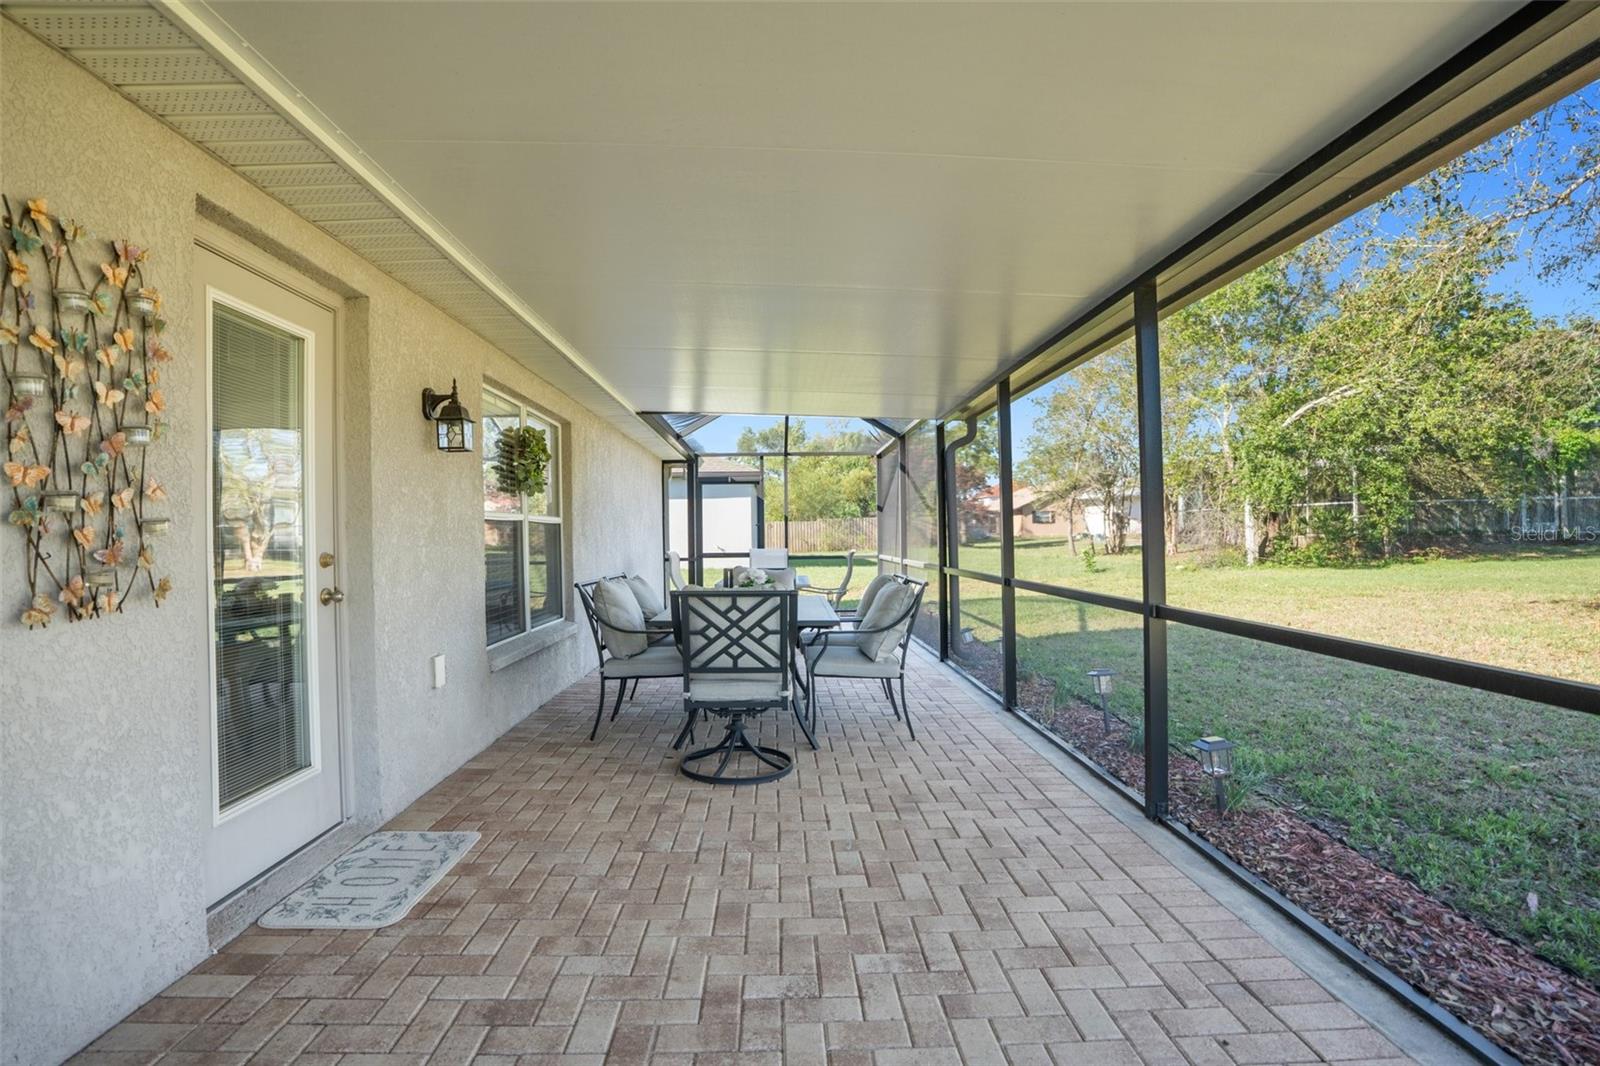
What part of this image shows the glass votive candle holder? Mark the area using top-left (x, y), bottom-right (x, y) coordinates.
top-left (56, 289), bottom-right (92, 315)
top-left (10, 374), bottom-right (47, 399)
top-left (141, 517), bottom-right (171, 537)
top-left (122, 424), bottom-right (153, 446)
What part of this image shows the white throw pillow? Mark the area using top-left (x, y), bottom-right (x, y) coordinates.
top-left (624, 575), bottom-right (663, 617)
top-left (854, 573), bottom-right (896, 619)
top-left (856, 582), bottom-right (915, 661)
top-left (594, 577), bottom-right (648, 659)
top-left (769, 568), bottom-right (796, 591)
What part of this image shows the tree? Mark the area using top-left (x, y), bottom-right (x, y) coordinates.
top-left (731, 419), bottom-right (880, 524)
top-left (1018, 347), bottom-right (1140, 554)
top-left (1160, 253), bottom-right (1326, 558)
top-left (1158, 87), bottom-right (1600, 563)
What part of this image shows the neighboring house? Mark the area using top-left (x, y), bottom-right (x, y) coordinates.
top-left (668, 456), bottom-right (765, 555)
top-left (971, 484), bottom-right (1143, 542)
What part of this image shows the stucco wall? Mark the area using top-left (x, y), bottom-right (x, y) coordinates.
top-left (0, 23), bottom-right (662, 1065)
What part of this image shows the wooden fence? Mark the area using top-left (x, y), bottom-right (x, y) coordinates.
top-left (765, 516), bottom-right (878, 553)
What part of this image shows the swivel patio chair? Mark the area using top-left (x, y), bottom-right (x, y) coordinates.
top-left (671, 587), bottom-right (812, 784)
top-left (804, 575), bottom-right (926, 740)
top-left (577, 577), bottom-right (684, 740)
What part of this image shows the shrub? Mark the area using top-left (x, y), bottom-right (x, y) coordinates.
top-left (1272, 507), bottom-right (1382, 567)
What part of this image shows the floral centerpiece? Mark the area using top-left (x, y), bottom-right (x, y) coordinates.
top-left (736, 567), bottom-right (771, 588)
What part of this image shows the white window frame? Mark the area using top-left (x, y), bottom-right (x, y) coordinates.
top-left (483, 385), bottom-right (565, 648)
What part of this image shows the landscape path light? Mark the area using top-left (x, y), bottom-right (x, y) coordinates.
top-left (1191, 735), bottom-right (1237, 815)
top-left (1087, 668), bottom-right (1115, 733)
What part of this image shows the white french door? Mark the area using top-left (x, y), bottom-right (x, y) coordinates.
top-left (198, 240), bottom-right (343, 904)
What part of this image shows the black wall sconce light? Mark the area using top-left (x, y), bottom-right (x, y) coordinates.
top-left (421, 379), bottom-right (475, 453)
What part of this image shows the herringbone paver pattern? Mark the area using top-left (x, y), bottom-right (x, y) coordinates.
top-left (72, 661), bottom-right (1414, 1064)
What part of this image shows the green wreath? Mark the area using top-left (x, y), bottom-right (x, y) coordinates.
top-left (493, 425), bottom-right (550, 498)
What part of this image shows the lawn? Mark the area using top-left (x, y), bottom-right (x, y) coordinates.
top-left (945, 544), bottom-right (1600, 980)
top-left (981, 537), bottom-right (1600, 683)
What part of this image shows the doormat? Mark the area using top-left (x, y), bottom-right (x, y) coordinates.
top-left (258, 830), bottom-right (480, 929)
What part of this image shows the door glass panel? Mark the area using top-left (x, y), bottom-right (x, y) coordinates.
top-left (212, 302), bottom-right (310, 809)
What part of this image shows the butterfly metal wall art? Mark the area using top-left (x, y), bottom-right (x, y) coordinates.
top-left (3, 195), bottom-right (174, 627)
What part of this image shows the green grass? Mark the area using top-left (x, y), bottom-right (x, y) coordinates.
top-left (985, 537), bottom-right (1600, 683)
top-left (945, 542), bottom-right (1600, 979)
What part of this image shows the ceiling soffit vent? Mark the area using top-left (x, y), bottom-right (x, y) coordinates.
top-left (3, 1), bottom-right (676, 459)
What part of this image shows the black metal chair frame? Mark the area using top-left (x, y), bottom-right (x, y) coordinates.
top-left (575, 576), bottom-right (677, 741)
top-left (797, 548), bottom-right (857, 608)
top-left (671, 587), bottom-right (815, 785)
top-left (804, 575), bottom-right (927, 741)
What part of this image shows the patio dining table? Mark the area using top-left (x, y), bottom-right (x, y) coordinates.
top-left (648, 594), bottom-right (841, 632)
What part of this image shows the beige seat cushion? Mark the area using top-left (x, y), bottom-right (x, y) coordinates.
top-left (856, 581), bottom-right (914, 661)
top-left (625, 575), bottom-right (664, 617)
top-left (689, 675), bottom-right (788, 702)
top-left (594, 576), bottom-right (648, 659)
top-left (601, 643), bottom-right (682, 678)
top-left (805, 644), bottom-right (899, 679)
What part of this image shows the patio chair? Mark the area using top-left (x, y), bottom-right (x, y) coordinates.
top-left (804, 575), bottom-right (926, 741)
top-left (798, 549), bottom-right (856, 608)
top-left (666, 550), bottom-right (687, 590)
top-left (749, 547), bottom-right (790, 570)
top-left (671, 587), bottom-right (812, 784)
top-left (576, 577), bottom-right (684, 741)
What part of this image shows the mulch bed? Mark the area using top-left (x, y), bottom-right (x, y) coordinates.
top-left (1025, 676), bottom-right (1600, 1066)
top-left (950, 644), bottom-right (1600, 1063)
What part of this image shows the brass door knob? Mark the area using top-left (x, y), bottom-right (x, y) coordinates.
top-left (319, 587), bottom-right (345, 606)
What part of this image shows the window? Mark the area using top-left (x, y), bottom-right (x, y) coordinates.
top-left (1031, 510), bottom-right (1056, 524)
top-left (481, 387), bottom-right (564, 646)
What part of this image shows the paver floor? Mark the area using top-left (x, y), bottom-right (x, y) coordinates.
top-left (72, 658), bottom-right (1415, 1064)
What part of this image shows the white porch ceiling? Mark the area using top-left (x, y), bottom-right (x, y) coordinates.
top-left (12, 1), bottom-right (1519, 428)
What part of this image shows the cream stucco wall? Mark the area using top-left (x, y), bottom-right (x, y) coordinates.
top-left (0, 23), bottom-right (662, 1065)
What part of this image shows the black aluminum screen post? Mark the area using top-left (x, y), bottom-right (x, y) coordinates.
top-left (1133, 278), bottom-right (1169, 822)
top-left (936, 422), bottom-right (950, 661)
top-left (688, 456), bottom-right (704, 586)
top-left (899, 432), bottom-right (910, 577)
top-left (782, 431), bottom-right (791, 552)
top-left (942, 419), bottom-right (977, 657)
top-left (997, 379), bottom-right (1019, 713)
top-left (756, 455), bottom-right (767, 548)
top-left (660, 461), bottom-right (673, 590)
